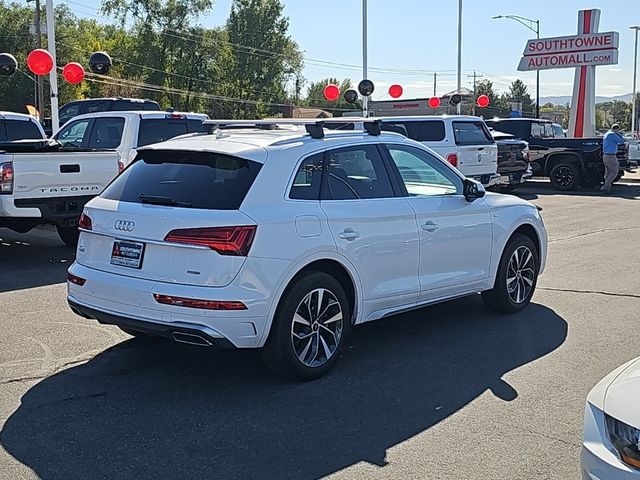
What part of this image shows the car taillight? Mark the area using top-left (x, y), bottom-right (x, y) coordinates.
top-left (78, 212), bottom-right (92, 230)
top-left (67, 272), bottom-right (86, 286)
top-left (153, 294), bottom-right (247, 310)
top-left (446, 154), bottom-right (458, 168)
top-left (0, 162), bottom-right (13, 194)
top-left (117, 160), bottom-right (125, 173)
top-left (165, 113), bottom-right (186, 120)
top-left (164, 225), bottom-right (256, 256)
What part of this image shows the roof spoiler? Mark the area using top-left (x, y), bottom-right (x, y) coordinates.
top-left (203, 119), bottom-right (381, 139)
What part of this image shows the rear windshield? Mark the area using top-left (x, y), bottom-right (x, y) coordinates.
top-left (137, 119), bottom-right (206, 147)
top-left (0, 120), bottom-right (43, 141)
top-left (380, 121), bottom-right (446, 142)
top-left (101, 150), bottom-right (262, 210)
top-left (452, 121), bottom-right (494, 146)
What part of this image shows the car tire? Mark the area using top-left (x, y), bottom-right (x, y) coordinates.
top-left (549, 163), bottom-right (581, 191)
top-left (56, 225), bottom-right (80, 248)
top-left (260, 272), bottom-right (351, 381)
top-left (482, 233), bottom-right (539, 314)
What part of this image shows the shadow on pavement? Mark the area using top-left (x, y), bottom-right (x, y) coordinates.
top-left (1, 297), bottom-right (567, 479)
top-left (0, 227), bottom-right (73, 293)
top-left (515, 181), bottom-right (640, 201)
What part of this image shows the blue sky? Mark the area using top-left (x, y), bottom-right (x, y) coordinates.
top-left (38, 0), bottom-right (640, 99)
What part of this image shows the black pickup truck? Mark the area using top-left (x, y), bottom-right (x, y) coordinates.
top-left (485, 118), bottom-right (637, 191)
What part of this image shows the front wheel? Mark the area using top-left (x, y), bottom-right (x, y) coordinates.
top-left (549, 163), bottom-right (581, 191)
top-left (482, 233), bottom-right (539, 313)
top-left (56, 225), bottom-right (80, 248)
top-left (260, 272), bottom-right (351, 381)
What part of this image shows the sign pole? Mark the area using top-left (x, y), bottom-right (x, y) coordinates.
top-left (631, 26), bottom-right (639, 137)
top-left (362, 0), bottom-right (368, 118)
top-left (456, 0), bottom-right (462, 114)
top-left (46, 0), bottom-right (59, 133)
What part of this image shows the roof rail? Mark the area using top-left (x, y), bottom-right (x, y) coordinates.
top-left (203, 118), bottom-right (381, 139)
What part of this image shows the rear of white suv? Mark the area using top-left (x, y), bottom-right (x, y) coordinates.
top-left (68, 123), bottom-right (547, 380)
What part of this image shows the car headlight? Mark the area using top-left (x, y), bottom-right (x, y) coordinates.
top-left (606, 413), bottom-right (640, 469)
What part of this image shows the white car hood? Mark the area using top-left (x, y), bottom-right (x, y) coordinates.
top-left (604, 357), bottom-right (640, 427)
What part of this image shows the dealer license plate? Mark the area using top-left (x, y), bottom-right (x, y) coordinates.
top-left (110, 240), bottom-right (145, 269)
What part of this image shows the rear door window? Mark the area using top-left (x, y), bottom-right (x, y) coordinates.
top-left (5, 120), bottom-right (43, 140)
top-left (59, 103), bottom-right (80, 125)
top-left (83, 101), bottom-right (108, 115)
top-left (452, 121), bottom-right (494, 145)
top-left (101, 150), bottom-right (262, 210)
top-left (137, 119), bottom-right (203, 147)
top-left (323, 144), bottom-right (395, 200)
top-left (87, 117), bottom-right (125, 149)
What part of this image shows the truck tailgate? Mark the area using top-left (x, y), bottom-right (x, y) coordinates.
top-left (11, 151), bottom-right (119, 200)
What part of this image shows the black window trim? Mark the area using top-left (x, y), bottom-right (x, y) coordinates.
top-left (380, 142), bottom-right (466, 198)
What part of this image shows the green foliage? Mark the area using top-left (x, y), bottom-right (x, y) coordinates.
top-left (503, 79), bottom-right (535, 116)
top-left (303, 78), bottom-right (354, 113)
top-left (0, 0), bottom-right (302, 119)
top-left (474, 79), bottom-right (509, 118)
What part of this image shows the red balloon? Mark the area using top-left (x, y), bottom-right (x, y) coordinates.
top-left (389, 84), bottom-right (403, 99)
top-left (26, 49), bottom-right (54, 76)
top-left (323, 84), bottom-right (340, 102)
top-left (476, 94), bottom-right (490, 108)
top-left (428, 96), bottom-right (441, 109)
top-left (63, 62), bottom-right (85, 84)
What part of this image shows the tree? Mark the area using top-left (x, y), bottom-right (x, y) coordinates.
top-left (303, 78), bottom-right (354, 113)
top-left (225, 0), bottom-right (303, 118)
top-left (474, 79), bottom-right (509, 118)
top-left (504, 79), bottom-right (536, 117)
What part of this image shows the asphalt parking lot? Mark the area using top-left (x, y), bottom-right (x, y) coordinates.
top-left (1, 181), bottom-right (639, 480)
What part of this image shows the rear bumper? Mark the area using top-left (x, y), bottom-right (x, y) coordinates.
top-left (469, 173), bottom-right (501, 187)
top-left (13, 195), bottom-right (94, 225)
top-left (0, 195), bottom-right (41, 218)
top-left (68, 299), bottom-right (235, 348)
top-left (497, 169), bottom-right (533, 186)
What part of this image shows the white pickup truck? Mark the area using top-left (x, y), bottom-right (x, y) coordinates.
top-left (0, 111), bottom-right (209, 246)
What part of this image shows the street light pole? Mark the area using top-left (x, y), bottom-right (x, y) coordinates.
top-left (493, 14), bottom-right (540, 118)
top-left (456, 0), bottom-right (462, 114)
top-left (631, 26), bottom-right (640, 137)
top-left (362, 0), bottom-right (368, 118)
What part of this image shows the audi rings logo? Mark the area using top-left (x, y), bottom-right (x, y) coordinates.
top-left (114, 220), bottom-right (135, 232)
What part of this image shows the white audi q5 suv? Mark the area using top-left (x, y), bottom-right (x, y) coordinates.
top-left (67, 120), bottom-right (547, 380)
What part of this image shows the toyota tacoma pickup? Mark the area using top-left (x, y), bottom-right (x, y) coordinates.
top-left (485, 118), bottom-right (637, 191)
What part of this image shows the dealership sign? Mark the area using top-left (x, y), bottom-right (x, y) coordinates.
top-left (518, 32), bottom-right (619, 71)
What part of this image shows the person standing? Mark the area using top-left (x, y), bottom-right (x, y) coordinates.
top-left (601, 124), bottom-right (626, 193)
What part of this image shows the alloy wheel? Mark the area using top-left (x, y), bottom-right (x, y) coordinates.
top-left (291, 288), bottom-right (343, 367)
top-left (552, 166), bottom-right (574, 188)
top-left (506, 246), bottom-right (536, 304)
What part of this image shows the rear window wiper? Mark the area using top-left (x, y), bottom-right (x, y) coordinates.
top-left (138, 193), bottom-right (192, 208)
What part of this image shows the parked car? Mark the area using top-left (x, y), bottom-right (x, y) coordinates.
top-left (0, 111), bottom-right (46, 142)
top-left (43, 97), bottom-right (161, 136)
top-left (54, 111), bottom-right (209, 165)
top-left (484, 118), bottom-right (637, 190)
top-left (325, 116), bottom-right (500, 188)
top-left (67, 119), bottom-right (548, 380)
top-left (582, 356), bottom-right (640, 479)
top-left (489, 129), bottom-right (532, 193)
top-left (0, 111), bottom-right (208, 247)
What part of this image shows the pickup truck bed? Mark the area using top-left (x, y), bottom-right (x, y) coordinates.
top-left (0, 140), bottom-right (120, 245)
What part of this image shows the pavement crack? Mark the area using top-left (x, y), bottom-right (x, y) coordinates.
top-left (0, 351), bottom-right (100, 385)
top-left (491, 418), bottom-right (580, 448)
top-left (549, 225), bottom-right (640, 244)
top-left (539, 286), bottom-right (640, 300)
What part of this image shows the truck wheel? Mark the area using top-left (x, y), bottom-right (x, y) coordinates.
top-left (260, 272), bottom-right (351, 381)
top-left (550, 163), bottom-right (581, 191)
top-left (56, 225), bottom-right (80, 248)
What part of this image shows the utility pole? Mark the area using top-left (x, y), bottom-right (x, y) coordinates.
top-left (433, 72), bottom-right (437, 96)
top-left (467, 70), bottom-right (483, 115)
top-left (46, 0), bottom-right (59, 132)
top-left (456, 0), bottom-right (462, 114)
top-left (35, 0), bottom-right (44, 118)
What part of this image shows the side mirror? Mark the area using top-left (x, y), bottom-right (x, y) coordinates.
top-left (463, 178), bottom-right (485, 202)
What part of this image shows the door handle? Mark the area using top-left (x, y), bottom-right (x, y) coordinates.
top-left (338, 229), bottom-right (360, 241)
top-left (421, 221), bottom-right (439, 232)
